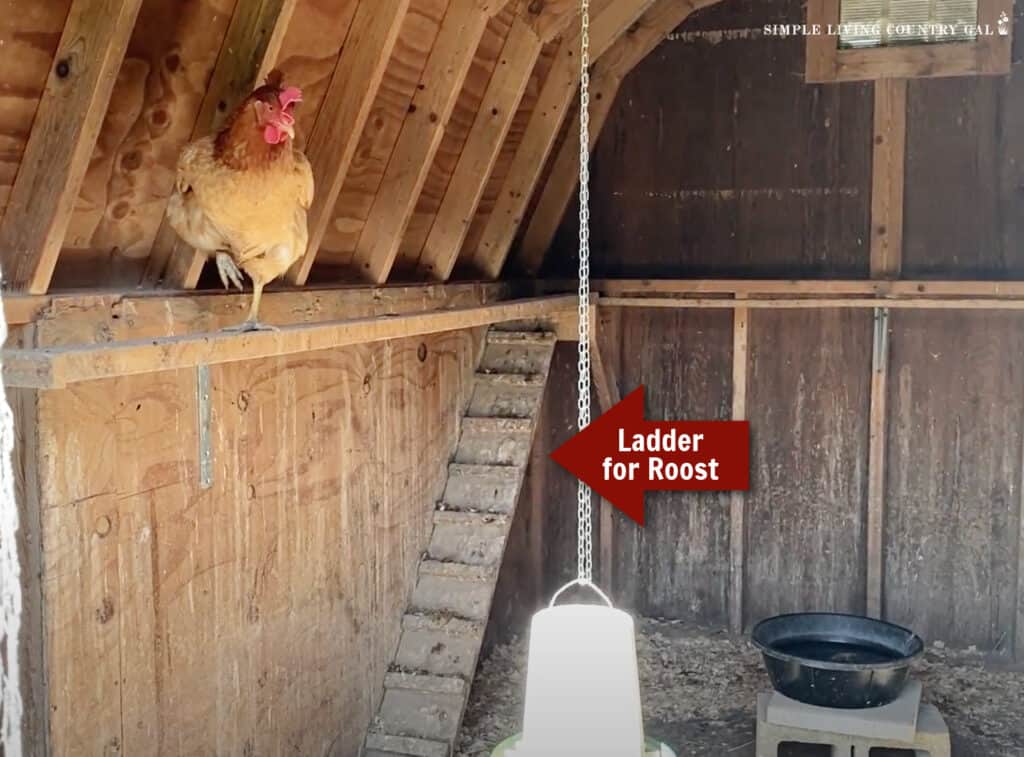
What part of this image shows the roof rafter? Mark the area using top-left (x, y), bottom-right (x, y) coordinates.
top-left (414, 0), bottom-right (600, 280)
top-left (348, 0), bottom-right (502, 284)
top-left (518, 0), bottom-right (724, 274)
top-left (0, 0), bottom-right (145, 294)
top-left (463, 0), bottom-right (669, 279)
top-left (285, 0), bottom-right (415, 286)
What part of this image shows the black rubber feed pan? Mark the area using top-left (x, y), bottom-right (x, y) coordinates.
top-left (751, 613), bottom-right (924, 709)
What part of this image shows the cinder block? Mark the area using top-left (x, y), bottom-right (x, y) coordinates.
top-left (766, 680), bottom-right (922, 742)
top-left (756, 691), bottom-right (951, 757)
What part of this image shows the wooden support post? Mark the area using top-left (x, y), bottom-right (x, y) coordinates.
top-left (592, 306), bottom-right (622, 591)
top-left (286, 0), bottom-right (414, 286)
top-left (729, 299), bottom-right (749, 634)
top-left (350, 0), bottom-right (492, 284)
top-left (1017, 427), bottom-right (1024, 660)
top-left (866, 78), bottom-right (905, 618)
top-left (871, 79), bottom-right (907, 280)
top-left (144, 0), bottom-right (297, 288)
top-left (0, 0), bottom-right (145, 294)
top-left (417, 18), bottom-right (545, 281)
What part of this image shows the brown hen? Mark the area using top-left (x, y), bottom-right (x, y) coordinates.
top-left (167, 70), bottom-right (314, 331)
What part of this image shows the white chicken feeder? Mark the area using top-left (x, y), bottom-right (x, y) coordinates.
top-left (493, 581), bottom-right (675, 757)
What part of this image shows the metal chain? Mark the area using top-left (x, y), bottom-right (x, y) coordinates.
top-left (576, 0), bottom-right (593, 584)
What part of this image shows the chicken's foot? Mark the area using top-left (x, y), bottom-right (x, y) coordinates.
top-left (215, 252), bottom-right (245, 291)
top-left (222, 278), bottom-right (276, 332)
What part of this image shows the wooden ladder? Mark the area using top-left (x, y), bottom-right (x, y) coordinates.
top-left (363, 324), bottom-right (558, 757)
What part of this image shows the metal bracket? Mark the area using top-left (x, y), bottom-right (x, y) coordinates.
top-left (871, 307), bottom-right (890, 374)
top-left (197, 364), bottom-right (213, 489)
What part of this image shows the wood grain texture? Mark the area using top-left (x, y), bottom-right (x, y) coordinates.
top-left (143, 0), bottom-right (296, 288)
top-left (885, 311), bottom-right (1024, 652)
top-left (351, 0), bottom-right (491, 283)
top-left (487, 342), bottom-right (580, 648)
top-left (315, 0), bottom-right (448, 268)
top-left (10, 388), bottom-right (49, 755)
top-left (902, 19), bottom-right (1024, 280)
top-left (465, 32), bottom-right (579, 278)
top-left (729, 303), bottom-right (748, 633)
top-left (0, 0), bottom-right (145, 293)
top-left (458, 39), bottom-right (559, 272)
top-left (395, 5), bottom-right (517, 275)
top-left (286, 0), bottom-right (414, 285)
top-left (549, 0), bottom-right (873, 279)
top-left (870, 79), bottom-right (906, 279)
top-left (416, 17), bottom-right (543, 280)
top-left (33, 328), bottom-right (482, 754)
top-left (611, 308), bottom-right (733, 623)
top-left (3, 295), bottom-right (574, 388)
top-left (745, 310), bottom-right (871, 626)
top-left (0, 0), bottom-right (74, 223)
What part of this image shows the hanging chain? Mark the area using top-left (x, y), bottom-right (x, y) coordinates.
top-left (576, 0), bottom-right (593, 584)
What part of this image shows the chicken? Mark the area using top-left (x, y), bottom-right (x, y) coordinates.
top-left (166, 70), bottom-right (315, 331)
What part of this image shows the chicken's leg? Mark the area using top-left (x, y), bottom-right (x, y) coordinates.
top-left (223, 277), bottom-right (277, 332)
top-left (215, 251), bottom-right (245, 291)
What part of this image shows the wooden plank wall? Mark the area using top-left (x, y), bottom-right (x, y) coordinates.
top-left (22, 329), bottom-right (483, 754)
top-left (502, 0), bottom-right (1024, 652)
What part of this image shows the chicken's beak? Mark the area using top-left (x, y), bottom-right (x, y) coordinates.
top-left (276, 110), bottom-right (296, 141)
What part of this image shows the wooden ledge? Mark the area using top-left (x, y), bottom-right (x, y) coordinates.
top-left (3, 295), bottom-right (576, 389)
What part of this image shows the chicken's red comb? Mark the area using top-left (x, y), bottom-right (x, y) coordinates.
top-left (279, 86), bottom-right (303, 108)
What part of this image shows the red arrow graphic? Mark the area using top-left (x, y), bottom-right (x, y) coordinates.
top-left (550, 386), bottom-right (750, 525)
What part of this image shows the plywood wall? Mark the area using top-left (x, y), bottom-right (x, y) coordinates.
top-left (506, 0), bottom-right (1024, 653)
top-left (21, 329), bottom-right (483, 754)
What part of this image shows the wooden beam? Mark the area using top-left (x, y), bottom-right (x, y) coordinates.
top-left (729, 300), bottom-right (749, 634)
top-left (12, 282), bottom-right (508, 347)
top-left (143, 0), bottom-right (298, 289)
top-left (866, 78), bottom-right (904, 618)
top-left (870, 79), bottom-right (906, 279)
top-left (417, 17), bottom-right (544, 280)
top-left (0, 0), bottom-right (145, 293)
top-left (517, 75), bottom-right (619, 274)
top-left (601, 296), bottom-right (1024, 310)
top-left (350, 0), bottom-right (492, 284)
top-left (415, 0), bottom-right (636, 280)
top-left (592, 307), bottom-right (622, 591)
top-left (866, 307), bottom-right (890, 618)
top-left (3, 296), bottom-right (576, 388)
top-left (469, 0), bottom-right (717, 278)
top-left (581, 279), bottom-right (1024, 297)
top-left (285, 0), bottom-right (414, 286)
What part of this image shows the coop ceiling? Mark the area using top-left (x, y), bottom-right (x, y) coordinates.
top-left (0, 0), bottom-right (722, 294)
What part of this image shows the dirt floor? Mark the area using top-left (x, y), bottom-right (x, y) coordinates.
top-left (457, 619), bottom-right (1024, 757)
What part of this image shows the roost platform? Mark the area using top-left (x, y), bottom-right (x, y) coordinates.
top-left (3, 0), bottom-right (1024, 755)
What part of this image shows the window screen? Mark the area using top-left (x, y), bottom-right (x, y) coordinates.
top-left (838, 0), bottom-right (979, 47)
